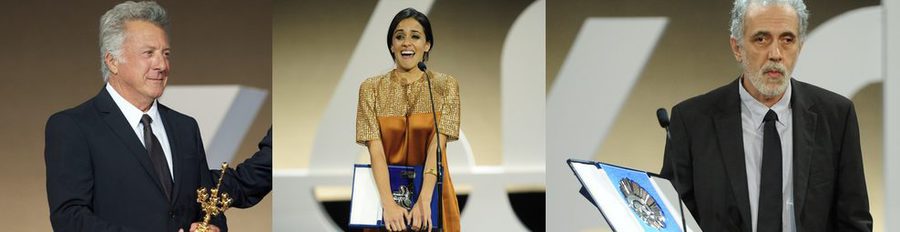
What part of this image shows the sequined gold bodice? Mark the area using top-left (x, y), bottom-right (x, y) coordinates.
top-left (356, 70), bottom-right (461, 156)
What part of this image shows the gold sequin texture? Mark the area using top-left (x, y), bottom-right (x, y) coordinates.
top-left (356, 70), bottom-right (461, 144)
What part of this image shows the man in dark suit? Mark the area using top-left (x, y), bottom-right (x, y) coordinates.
top-left (44, 2), bottom-right (227, 231)
top-left (661, 0), bottom-right (872, 231)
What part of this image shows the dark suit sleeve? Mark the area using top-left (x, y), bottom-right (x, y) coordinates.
top-left (45, 113), bottom-right (131, 232)
top-left (215, 127), bottom-right (272, 208)
top-left (833, 103), bottom-right (873, 231)
top-left (660, 106), bottom-right (699, 220)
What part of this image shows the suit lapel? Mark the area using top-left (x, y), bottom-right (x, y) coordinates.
top-left (158, 104), bottom-right (182, 206)
top-left (93, 88), bottom-right (169, 199)
top-left (789, 79), bottom-right (816, 220)
top-left (713, 79), bottom-right (753, 231)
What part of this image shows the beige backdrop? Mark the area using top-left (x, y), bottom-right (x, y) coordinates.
top-left (274, 0), bottom-right (533, 169)
top-left (0, 0), bottom-right (272, 231)
top-left (547, 0), bottom-right (883, 231)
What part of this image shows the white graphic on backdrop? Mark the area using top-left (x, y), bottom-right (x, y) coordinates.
top-left (160, 85), bottom-right (267, 167)
top-left (886, 0), bottom-right (900, 229)
top-left (792, 6), bottom-right (882, 96)
top-left (546, 18), bottom-right (668, 231)
top-left (459, 1), bottom-right (546, 231)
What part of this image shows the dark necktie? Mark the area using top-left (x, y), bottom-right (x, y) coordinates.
top-left (141, 114), bottom-right (173, 202)
top-left (759, 109), bottom-right (783, 231)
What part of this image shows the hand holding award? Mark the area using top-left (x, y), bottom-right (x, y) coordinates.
top-left (195, 163), bottom-right (233, 232)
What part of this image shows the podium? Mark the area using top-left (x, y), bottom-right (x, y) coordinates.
top-left (348, 164), bottom-right (441, 229)
top-left (567, 159), bottom-right (702, 232)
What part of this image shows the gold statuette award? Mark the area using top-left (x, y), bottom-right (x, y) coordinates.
top-left (196, 162), bottom-right (233, 232)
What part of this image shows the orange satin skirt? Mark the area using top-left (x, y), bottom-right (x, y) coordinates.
top-left (364, 113), bottom-right (460, 231)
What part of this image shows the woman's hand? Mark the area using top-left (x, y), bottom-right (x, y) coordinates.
top-left (383, 202), bottom-right (410, 231)
top-left (409, 200), bottom-right (432, 231)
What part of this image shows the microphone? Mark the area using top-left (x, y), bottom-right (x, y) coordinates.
top-left (417, 61), bottom-right (428, 74)
top-left (656, 108), bottom-right (670, 140)
top-left (419, 61), bottom-right (444, 231)
top-left (656, 107), bottom-right (685, 232)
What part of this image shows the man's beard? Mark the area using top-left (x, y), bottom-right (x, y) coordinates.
top-left (742, 56), bottom-right (790, 98)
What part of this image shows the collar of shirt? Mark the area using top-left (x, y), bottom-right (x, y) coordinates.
top-left (105, 83), bottom-right (161, 134)
top-left (105, 83), bottom-right (175, 181)
top-left (738, 77), bottom-right (792, 130)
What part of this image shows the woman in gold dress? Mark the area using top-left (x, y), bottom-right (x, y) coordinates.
top-left (355, 7), bottom-right (461, 232)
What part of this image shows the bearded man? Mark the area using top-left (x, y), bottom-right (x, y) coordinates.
top-left (660, 0), bottom-right (873, 231)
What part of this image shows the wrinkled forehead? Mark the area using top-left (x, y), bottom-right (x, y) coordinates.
top-left (743, 3), bottom-right (800, 34)
top-left (123, 20), bottom-right (167, 34)
top-left (122, 20), bottom-right (169, 43)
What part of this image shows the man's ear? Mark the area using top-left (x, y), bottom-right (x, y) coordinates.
top-left (729, 36), bottom-right (742, 62)
top-left (105, 51), bottom-right (119, 75)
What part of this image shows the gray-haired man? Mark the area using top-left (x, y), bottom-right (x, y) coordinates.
top-left (45, 1), bottom-right (226, 231)
top-left (661, 0), bottom-right (873, 231)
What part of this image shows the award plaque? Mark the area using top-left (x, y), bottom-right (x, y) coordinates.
top-left (348, 164), bottom-right (441, 229)
top-left (619, 177), bottom-right (667, 229)
top-left (567, 159), bottom-right (702, 232)
top-left (196, 162), bottom-right (233, 232)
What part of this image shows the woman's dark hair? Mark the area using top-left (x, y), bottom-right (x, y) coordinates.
top-left (386, 8), bottom-right (434, 61)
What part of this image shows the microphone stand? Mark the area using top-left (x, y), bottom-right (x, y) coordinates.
top-left (420, 62), bottom-right (443, 232)
top-left (657, 108), bottom-right (686, 232)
